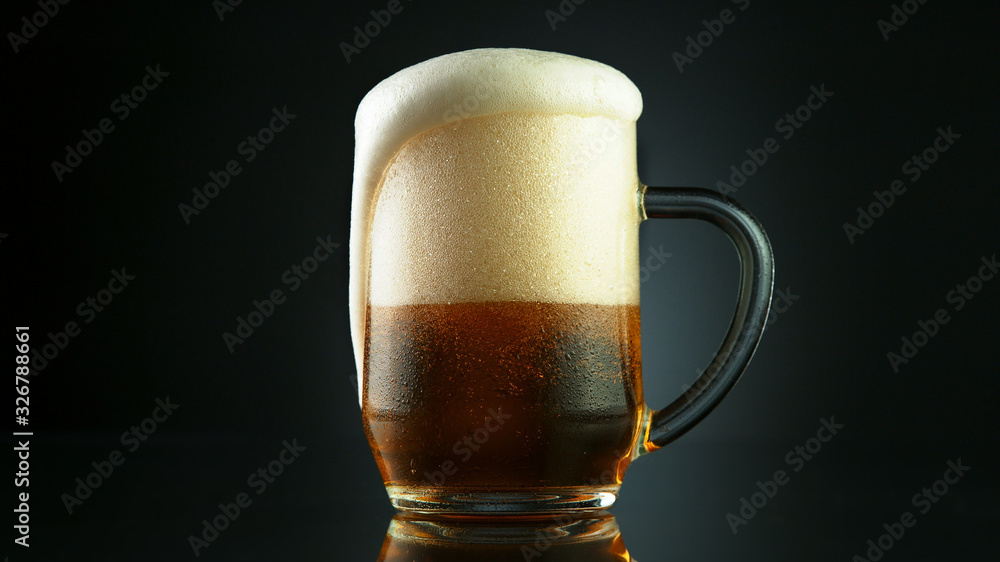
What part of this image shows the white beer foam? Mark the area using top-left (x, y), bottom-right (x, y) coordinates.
top-left (351, 48), bottom-right (644, 389)
top-left (369, 112), bottom-right (640, 304)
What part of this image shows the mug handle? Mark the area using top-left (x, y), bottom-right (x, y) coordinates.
top-left (637, 185), bottom-right (774, 454)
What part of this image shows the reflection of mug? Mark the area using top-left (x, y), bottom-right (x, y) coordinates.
top-left (350, 48), bottom-right (774, 513)
top-left (379, 513), bottom-right (632, 561)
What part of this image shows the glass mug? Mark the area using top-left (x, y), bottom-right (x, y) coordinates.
top-left (350, 48), bottom-right (774, 514)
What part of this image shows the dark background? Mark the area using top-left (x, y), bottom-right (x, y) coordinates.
top-left (4, 0), bottom-right (998, 560)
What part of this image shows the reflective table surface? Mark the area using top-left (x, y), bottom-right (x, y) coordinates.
top-left (22, 432), bottom-right (997, 560)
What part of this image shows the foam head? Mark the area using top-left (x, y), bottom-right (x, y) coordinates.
top-left (351, 48), bottom-right (644, 397)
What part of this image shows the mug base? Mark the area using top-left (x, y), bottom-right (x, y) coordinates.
top-left (386, 485), bottom-right (620, 515)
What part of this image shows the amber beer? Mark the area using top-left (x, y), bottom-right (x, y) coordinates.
top-left (352, 48), bottom-right (648, 509)
top-left (364, 302), bottom-right (642, 489)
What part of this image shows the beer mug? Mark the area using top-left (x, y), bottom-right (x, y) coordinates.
top-left (350, 48), bottom-right (774, 513)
